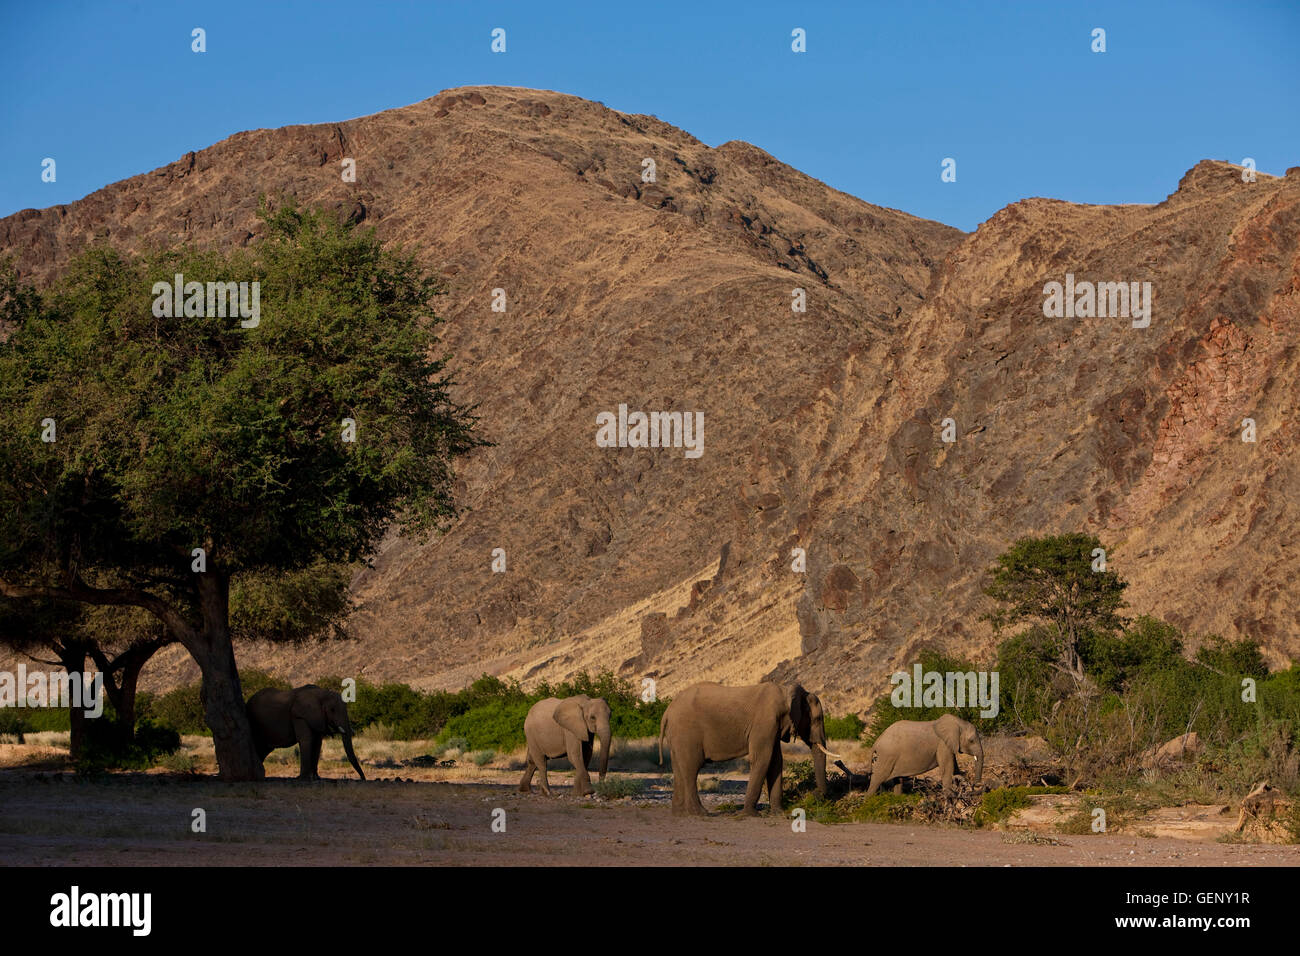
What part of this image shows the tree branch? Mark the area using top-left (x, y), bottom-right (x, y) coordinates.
top-left (0, 576), bottom-right (197, 647)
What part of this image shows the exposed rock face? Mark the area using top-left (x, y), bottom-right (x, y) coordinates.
top-left (3, 86), bottom-right (1297, 709)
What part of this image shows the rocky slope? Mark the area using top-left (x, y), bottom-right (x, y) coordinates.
top-left (2, 87), bottom-right (1297, 711)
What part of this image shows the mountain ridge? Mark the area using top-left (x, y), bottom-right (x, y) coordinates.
top-left (2, 86), bottom-right (1297, 713)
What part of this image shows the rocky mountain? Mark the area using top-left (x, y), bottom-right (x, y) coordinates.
top-left (3, 86), bottom-right (1297, 711)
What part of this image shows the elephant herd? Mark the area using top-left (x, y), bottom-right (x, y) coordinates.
top-left (245, 681), bottom-right (984, 816)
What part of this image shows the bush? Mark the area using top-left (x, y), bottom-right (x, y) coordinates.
top-left (824, 713), bottom-right (865, 741)
top-left (0, 709), bottom-right (33, 741)
top-left (145, 684), bottom-right (208, 735)
top-left (848, 792), bottom-right (922, 823)
top-left (594, 777), bottom-right (646, 799)
top-left (1195, 634), bottom-right (1269, 679)
top-left (438, 700), bottom-right (533, 751)
top-left (781, 759), bottom-right (819, 804)
top-left (0, 706), bottom-right (70, 733)
top-left (471, 749), bottom-right (496, 766)
top-left (77, 718), bottom-right (181, 772)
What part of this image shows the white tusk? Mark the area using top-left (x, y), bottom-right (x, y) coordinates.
top-left (816, 743), bottom-right (843, 761)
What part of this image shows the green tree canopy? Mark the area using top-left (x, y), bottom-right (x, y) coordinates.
top-left (982, 533), bottom-right (1128, 688)
top-left (0, 202), bottom-right (484, 778)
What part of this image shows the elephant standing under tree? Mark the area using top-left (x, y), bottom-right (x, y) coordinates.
top-left (866, 714), bottom-right (982, 795)
top-left (246, 684), bottom-right (366, 780)
top-left (659, 682), bottom-right (841, 816)
top-left (518, 695), bottom-right (611, 797)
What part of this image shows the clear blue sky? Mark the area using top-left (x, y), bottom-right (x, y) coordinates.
top-left (2, 0), bottom-right (1297, 231)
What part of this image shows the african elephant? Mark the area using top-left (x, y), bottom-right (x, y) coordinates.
top-left (658, 682), bottom-right (841, 816)
top-left (518, 695), bottom-right (611, 797)
top-left (866, 714), bottom-right (982, 795)
top-left (246, 684), bottom-right (365, 780)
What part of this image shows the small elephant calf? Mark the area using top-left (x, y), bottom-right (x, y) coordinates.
top-left (518, 695), bottom-right (611, 797)
top-left (866, 713), bottom-right (982, 796)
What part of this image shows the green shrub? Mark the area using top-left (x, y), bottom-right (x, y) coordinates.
top-left (1079, 615), bottom-right (1184, 692)
top-left (438, 700), bottom-right (533, 751)
top-left (77, 718), bottom-right (182, 772)
top-left (472, 749), bottom-right (496, 766)
top-left (594, 777), bottom-right (646, 799)
top-left (146, 683), bottom-right (208, 735)
top-left (1196, 634), bottom-right (1269, 679)
top-left (160, 751), bottom-right (197, 773)
top-left (0, 710), bottom-right (33, 741)
top-left (847, 792), bottom-right (922, 823)
top-left (782, 759), bottom-right (819, 804)
top-left (824, 713), bottom-right (865, 741)
top-left (0, 706), bottom-right (71, 733)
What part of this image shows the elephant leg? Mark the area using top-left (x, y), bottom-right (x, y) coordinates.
top-left (519, 754), bottom-right (536, 793)
top-left (866, 758), bottom-right (891, 796)
top-left (743, 744), bottom-right (773, 816)
top-left (567, 736), bottom-right (592, 797)
top-left (765, 742), bottom-right (784, 814)
top-left (295, 721), bottom-right (321, 780)
top-left (531, 745), bottom-right (552, 796)
top-left (671, 747), bottom-right (706, 815)
top-left (893, 780), bottom-right (904, 795)
top-left (940, 748), bottom-right (957, 792)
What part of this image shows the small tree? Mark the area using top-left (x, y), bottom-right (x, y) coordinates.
top-left (0, 204), bottom-right (484, 779)
top-left (982, 533), bottom-right (1127, 690)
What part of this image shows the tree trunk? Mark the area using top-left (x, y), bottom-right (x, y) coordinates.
top-left (195, 572), bottom-right (263, 781)
top-left (115, 655), bottom-right (141, 734)
top-left (55, 642), bottom-right (88, 761)
top-left (95, 637), bottom-right (165, 743)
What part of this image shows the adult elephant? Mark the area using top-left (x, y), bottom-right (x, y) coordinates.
top-left (518, 695), bottom-right (611, 798)
top-left (866, 714), bottom-right (982, 795)
top-left (658, 682), bottom-right (840, 816)
top-left (246, 684), bottom-right (365, 780)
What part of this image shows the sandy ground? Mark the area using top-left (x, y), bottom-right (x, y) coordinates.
top-left (3, 760), bottom-right (1298, 867)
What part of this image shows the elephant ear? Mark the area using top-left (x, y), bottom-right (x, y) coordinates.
top-left (778, 713), bottom-right (795, 743)
top-left (933, 714), bottom-right (961, 754)
top-left (553, 698), bottom-right (590, 741)
top-left (788, 684), bottom-right (810, 743)
top-left (291, 689), bottom-right (328, 733)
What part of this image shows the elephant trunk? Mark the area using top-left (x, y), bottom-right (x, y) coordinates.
top-left (971, 738), bottom-right (983, 785)
top-left (809, 722), bottom-right (829, 795)
top-left (341, 730), bottom-right (365, 781)
top-left (597, 721), bottom-right (611, 782)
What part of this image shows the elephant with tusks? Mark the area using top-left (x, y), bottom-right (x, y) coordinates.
top-left (659, 682), bottom-right (841, 816)
top-left (246, 684), bottom-right (366, 780)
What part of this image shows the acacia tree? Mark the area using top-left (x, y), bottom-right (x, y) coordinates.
top-left (0, 205), bottom-right (483, 779)
top-left (982, 533), bottom-right (1128, 689)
